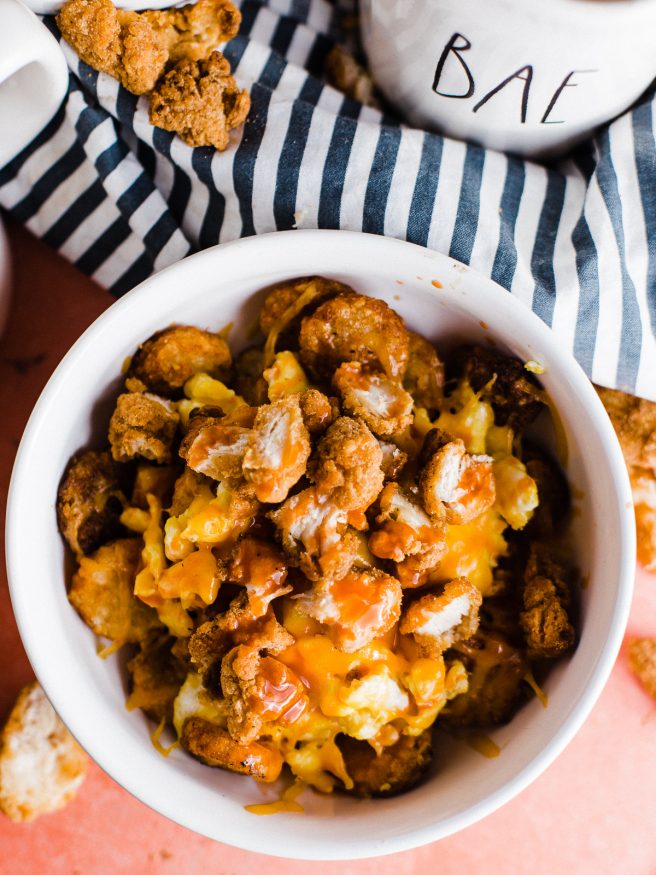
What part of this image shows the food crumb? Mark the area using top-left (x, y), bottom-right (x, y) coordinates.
top-left (524, 360), bottom-right (545, 375)
top-left (479, 320), bottom-right (489, 330)
top-left (628, 638), bottom-right (656, 700)
top-left (431, 280), bottom-right (443, 289)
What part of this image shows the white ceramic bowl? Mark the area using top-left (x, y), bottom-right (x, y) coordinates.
top-left (6, 231), bottom-right (635, 859)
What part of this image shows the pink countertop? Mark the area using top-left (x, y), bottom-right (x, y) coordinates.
top-left (1, 219), bottom-right (655, 875)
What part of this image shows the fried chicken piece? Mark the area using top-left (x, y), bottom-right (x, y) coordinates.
top-left (295, 569), bottom-right (402, 653)
top-left (369, 483), bottom-right (446, 586)
top-left (109, 392), bottom-right (179, 464)
top-left (448, 345), bottom-right (545, 430)
top-left (221, 645), bottom-right (309, 743)
top-left (169, 467), bottom-right (211, 516)
top-left (443, 631), bottom-right (529, 727)
top-left (419, 429), bottom-right (495, 525)
top-left (520, 543), bottom-right (575, 659)
top-left (56, 449), bottom-right (125, 556)
top-left (333, 362), bottom-right (413, 438)
top-left (149, 51), bottom-right (250, 151)
top-left (127, 325), bottom-right (231, 396)
top-left (298, 388), bottom-right (338, 435)
top-left (180, 408), bottom-right (253, 482)
top-left (57, 0), bottom-right (240, 96)
top-left (299, 292), bottom-right (410, 381)
top-left (242, 395), bottom-right (311, 503)
top-left (597, 387), bottom-right (656, 474)
top-left (230, 537), bottom-right (291, 617)
top-left (311, 416), bottom-right (384, 512)
top-left (378, 440), bottom-right (408, 480)
top-left (628, 637), bottom-right (656, 700)
top-left (0, 683), bottom-right (88, 823)
top-left (258, 276), bottom-right (352, 337)
top-left (180, 716), bottom-right (283, 781)
top-left (337, 730), bottom-right (432, 798)
top-left (400, 578), bottom-right (482, 658)
top-left (69, 538), bottom-right (160, 645)
top-left (324, 46), bottom-right (380, 109)
top-left (188, 592), bottom-right (294, 673)
top-left (631, 467), bottom-right (656, 572)
top-left (522, 444), bottom-right (570, 538)
top-left (234, 347), bottom-right (268, 406)
top-left (126, 632), bottom-right (187, 722)
top-left (403, 332), bottom-right (444, 412)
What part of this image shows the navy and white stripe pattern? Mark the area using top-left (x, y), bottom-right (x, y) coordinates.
top-left (1, 0), bottom-right (655, 398)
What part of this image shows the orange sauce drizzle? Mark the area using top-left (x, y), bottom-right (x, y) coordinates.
top-left (523, 671), bottom-right (549, 708)
top-left (245, 780), bottom-right (305, 816)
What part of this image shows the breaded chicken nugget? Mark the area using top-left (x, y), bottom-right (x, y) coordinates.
top-left (522, 444), bottom-right (570, 539)
top-left (109, 392), bottom-right (180, 464)
top-left (242, 395), bottom-right (311, 503)
top-left (628, 637), bottom-right (656, 700)
top-left (333, 362), bottom-right (413, 438)
top-left (229, 537), bottom-right (291, 617)
top-left (338, 730), bottom-right (432, 798)
top-left (259, 276), bottom-right (352, 336)
top-left (298, 388), bottom-right (338, 435)
top-left (181, 410), bottom-right (253, 482)
top-left (69, 538), bottom-right (160, 645)
top-left (299, 293), bottom-right (410, 380)
top-left (519, 543), bottom-right (575, 659)
top-left (221, 645), bottom-right (308, 743)
top-left (57, 0), bottom-right (240, 95)
top-left (403, 332), bottom-right (444, 412)
top-left (597, 387), bottom-right (656, 474)
top-left (56, 449), bottom-right (124, 556)
top-left (631, 467), bottom-right (656, 572)
top-left (295, 569), bottom-right (402, 652)
top-left (126, 632), bottom-right (187, 722)
top-left (149, 52), bottom-right (250, 151)
top-left (180, 716), bottom-right (282, 781)
top-left (311, 416), bottom-right (384, 512)
top-left (127, 325), bottom-right (231, 396)
top-left (400, 578), bottom-right (482, 657)
top-left (0, 683), bottom-right (88, 823)
top-left (419, 429), bottom-right (495, 525)
top-left (378, 440), bottom-right (408, 481)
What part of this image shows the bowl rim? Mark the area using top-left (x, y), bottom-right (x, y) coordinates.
top-left (5, 229), bottom-right (636, 859)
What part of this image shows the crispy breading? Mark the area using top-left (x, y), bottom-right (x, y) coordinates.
top-left (522, 444), bottom-right (570, 538)
top-left (311, 416), bottom-right (384, 512)
top-left (628, 637), bottom-right (656, 700)
top-left (221, 645), bottom-right (308, 743)
top-left (296, 569), bottom-right (402, 652)
top-left (258, 276), bottom-right (352, 336)
top-left (443, 631), bottom-right (529, 727)
top-left (631, 467), bottom-right (656, 572)
top-left (234, 347), bottom-right (268, 406)
top-left (378, 440), bottom-right (408, 480)
top-left (338, 730), bottom-right (432, 798)
top-left (180, 410), bottom-right (252, 482)
top-left (299, 388), bottom-right (338, 435)
top-left (149, 52), bottom-right (250, 151)
top-left (180, 716), bottom-right (283, 781)
top-left (109, 392), bottom-right (179, 464)
top-left (403, 332), bottom-right (444, 412)
top-left (57, 0), bottom-right (240, 95)
top-left (229, 537), bottom-right (291, 617)
top-left (127, 325), bottom-right (231, 396)
top-left (333, 362), bottom-right (413, 438)
top-left (324, 46), bottom-right (380, 108)
top-left (242, 395), bottom-right (311, 503)
top-left (169, 467), bottom-right (211, 516)
top-left (400, 578), bottom-right (482, 657)
top-left (299, 292), bottom-right (410, 380)
top-left (419, 429), bottom-right (495, 525)
top-left (68, 538), bottom-right (160, 645)
top-left (56, 449), bottom-right (124, 556)
top-left (597, 387), bottom-right (656, 474)
top-left (449, 345), bottom-right (545, 429)
top-left (519, 543), bottom-right (575, 659)
top-left (126, 632), bottom-right (187, 722)
top-left (188, 592), bottom-right (294, 673)
top-left (0, 683), bottom-right (88, 823)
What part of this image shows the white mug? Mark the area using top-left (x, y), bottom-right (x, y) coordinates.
top-left (360, 0), bottom-right (656, 158)
top-left (0, 0), bottom-right (69, 167)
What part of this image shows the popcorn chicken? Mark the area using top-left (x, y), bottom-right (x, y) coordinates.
top-left (180, 408), bottom-right (253, 482)
top-left (631, 467), bottom-right (656, 572)
top-left (295, 569), bottom-right (402, 652)
top-left (400, 578), bottom-right (482, 657)
top-left (69, 538), bottom-right (160, 645)
top-left (0, 683), bottom-right (88, 823)
top-left (149, 52), bottom-right (250, 151)
top-left (523, 445), bottom-right (570, 538)
top-left (520, 543), bottom-right (575, 659)
top-left (420, 429), bottom-right (495, 525)
top-left (127, 325), bottom-right (231, 396)
top-left (188, 592), bottom-right (294, 673)
top-left (449, 345), bottom-right (545, 429)
top-left (324, 46), bottom-right (380, 109)
top-left (126, 632), bottom-right (187, 722)
top-left (56, 449), bottom-right (124, 556)
top-left (628, 637), bottom-right (656, 700)
top-left (229, 537), bottom-right (291, 617)
top-left (299, 292), bottom-right (410, 380)
top-left (242, 395), bottom-right (311, 503)
top-left (259, 276), bottom-right (351, 336)
top-left (311, 416), bottom-right (384, 512)
top-left (333, 362), bottom-right (413, 438)
top-left (403, 332), bottom-right (444, 412)
top-left (180, 716), bottom-right (283, 781)
top-left (109, 392), bottom-right (180, 464)
top-left (378, 440), bottom-right (408, 480)
top-left (298, 388), bottom-right (338, 435)
top-left (337, 730), bottom-right (432, 798)
top-left (221, 645), bottom-right (309, 743)
top-left (597, 387), bottom-right (656, 474)
top-left (57, 0), bottom-right (241, 96)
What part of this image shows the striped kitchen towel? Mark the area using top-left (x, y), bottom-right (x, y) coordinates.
top-left (0, 0), bottom-right (654, 399)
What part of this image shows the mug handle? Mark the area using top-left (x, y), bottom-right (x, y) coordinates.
top-left (0, 0), bottom-right (69, 168)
